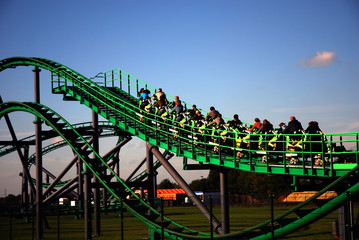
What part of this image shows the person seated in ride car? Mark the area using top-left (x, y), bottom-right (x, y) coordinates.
top-left (168, 95), bottom-right (181, 109)
top-left (188, 104), bottom-right (199, 116)
top-left (137, 88), bottom-right (151, 109)
top-left (305, 121), bottom-right (322, 134)
top-left (189, 109), bottom-right (203, 122)
top-left (207, 114), bottom-right (225, 128)
top-left (205, 106), bottom-right (219, 122)
top-left (282, 116), bottom-right (303, 134)
top-left (276, 122), bottom-right (286, 133)
top-left (258, 119), bottom-right (274, 134)
top-left (153, 88), bottom-right (167, 102)
top-left (137, 88), bottom-right (149, 100)
top-left (152, 88), bottom-right (167, 107)
top-left (248, 118), bottom-right (262, 132)
top-left (227, 114), bottom-right (243, 129)
top-left (169, 101), bottom-right (184, 122)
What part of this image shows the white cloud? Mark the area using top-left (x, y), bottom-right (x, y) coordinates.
top-left (300, 51), bottom-right (337, 67)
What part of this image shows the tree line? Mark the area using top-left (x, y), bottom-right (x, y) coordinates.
top-left (158, 169), bottom-right (292, 201)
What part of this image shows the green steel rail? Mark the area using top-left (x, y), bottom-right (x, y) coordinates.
top-left (0, 101), bottom-right (203, 239)
top-left (0, 121), bottom-right (119, 158)
top-left (1, 57), bottom-right (358, 178)
top-left (1, 57), bottom-right (359, 239)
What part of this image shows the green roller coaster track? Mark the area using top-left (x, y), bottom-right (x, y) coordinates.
top-left (0, 56), bottom-right (358, 239)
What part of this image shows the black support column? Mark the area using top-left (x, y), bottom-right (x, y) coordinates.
top-left (220, 169), bottom-right (229, 234)
top-left (33, 66), bottom-right (43, 240)
top-left (92, 111), bottom-right (101, 236)
top-left (148, 144), bottom-right (222, 232)
top-left (146, 143), bottom-right (156, 208)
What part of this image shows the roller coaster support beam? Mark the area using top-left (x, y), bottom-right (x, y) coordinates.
top-left (0, 96), bottom-right (36, 198)
top-left (84, 168), bottom-right (92, 240)
top-left (148, 144), bottom-right (223, 233)
top-left (33, 66), bottom-right (43, 240)
top-left (92, 111), bottom-right (101, 237)
top-left (78, 155), bottom-right (84, 217)
top-left (21, 146), bottom-right (29, 216)
top-left (126, 158), bottom-right (146, 182)
top-left (220, 168), bottom-right (229, 234)
top-left (42, 138), bottom-right (94, 197)
top-left (146, 143), bottom-right (157, 210)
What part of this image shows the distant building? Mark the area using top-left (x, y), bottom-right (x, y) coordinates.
top-left (157, 189), bottom-right (185, 201)
top-left (279, 191), bottom-right (337, 202)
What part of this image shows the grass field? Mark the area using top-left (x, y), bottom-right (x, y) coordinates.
top-left (0, 205), bottom-right (354, 240)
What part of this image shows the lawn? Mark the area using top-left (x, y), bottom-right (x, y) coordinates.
top-left (0, 205), bottom-right (350, 240)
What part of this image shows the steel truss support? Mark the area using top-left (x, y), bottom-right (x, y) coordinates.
top-left (148, 144), bottom-right (223, 233)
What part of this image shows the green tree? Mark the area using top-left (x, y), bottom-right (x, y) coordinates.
top-left (189, 178), bottom-right (208, 191)
top-left (158, 178), bottom-right (175, 189)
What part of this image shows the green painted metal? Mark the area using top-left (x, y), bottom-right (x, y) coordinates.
top-left (1, 57), bottom-right (358, 178)
top-left (0, 101), bottom-right (204, 239)
top-left (1, 57), bottom-right (359, 239)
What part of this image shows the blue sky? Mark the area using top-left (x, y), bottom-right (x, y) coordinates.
top-left (1, 0), bottom-right (358, 195)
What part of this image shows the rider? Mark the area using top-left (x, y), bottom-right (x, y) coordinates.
top-left (153, 88), bottom-right (167, 104)
top-left (305, 121), bottom-right (322, 134)
top-left (227, 114), bottom-right (243, 130)
top-left (188, 104), bottom-right (198, 116)
top-left (258, 119), bottom-right (274, 134)
top-left (152, 88), bottom-right (168, 115)
top-left (282, 116), bottom-right (303, 134)
top-left (137, 88), bottom-right (151, 110)
top-left (305, 121), bottom-right (326, 152)
top-left (169, 96), bottom-right (181, 109)
top-left (207, 113), bottom-right (225, 128)
top-left (169, 100), bottom-right (184, 122)
top-left (248, 118), bottom-right (262, 133)
top-left (205, 106), bottom-right (219, 122)
top-left (277, 122), bottom-right (287, 133)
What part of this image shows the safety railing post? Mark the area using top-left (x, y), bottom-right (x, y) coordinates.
top-left (127, 74), bottom-right (130, 95)
top-left (178, 127), bottom-right (182, 155)
top-left (136, 79), bottom-right (139, 96)
top-left (111, 70), bottom-right (114, 88)
top-left (218, 135), bottom-right (222, 165)
top-left (301, 134), bottom-right (305, 171)
top-left (233, 135), bottom-right (236, 165)
top-left (119, 70), bottom-right (122, 90)
top-left (191, 129), bottom-right (194, 159)
top-left (104, 72), bottom-right (107, 88)
top-left (204, 134), bottom-right (208, 162)
top-left (283, 136), bottom-right (287, 172)
top-left (329, 135), bottom-right (333, 165)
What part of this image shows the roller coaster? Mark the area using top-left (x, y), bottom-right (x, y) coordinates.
top-left (0, 57), bottom-right (358, 240)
